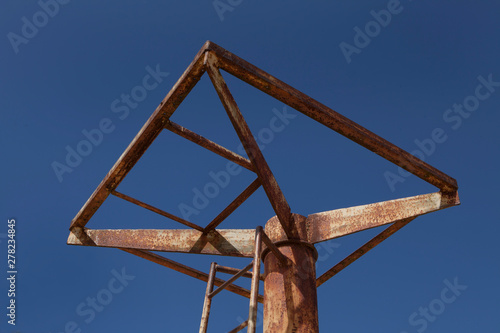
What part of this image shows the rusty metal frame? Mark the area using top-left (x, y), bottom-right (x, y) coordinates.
top-left (68, 40), bottom-right (457, 232)
top-left (67, 40), bottom-right (460, 331)
top-left (310, 191), bottom-right (460, 287)
top-left (316, 217), bottom-right (415, 287)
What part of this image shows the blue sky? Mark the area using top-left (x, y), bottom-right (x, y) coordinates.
top-left (2, 1), bottom-right (499, 332)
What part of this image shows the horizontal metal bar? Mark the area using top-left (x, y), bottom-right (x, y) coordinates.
top-left (259, 226), bottom-right (287, 265)
top-left (308, 191), bottom-right (460, 244)
top-left (316, 217), bottom-right (415, 287)
top-left (216, 265), bottom-right (264, 280)
top-left (204, 178), bottom-right (261, 232)
top-left (228, 320), bottom-right (248, 333)
top-left (68, 228), bottom-right (256, 257)
top-left (209, 262), bottom-right (254, 298)
top-left (121, 248), bottom-right (262, 302)
top-left (205, 41), bottom-right (458, 192)
top-left (69, 41), bottom-right (210, 230)
top-left (112, 190), bottom-right (204, 231)
top-left (165, 121), bottom-right (254, 171)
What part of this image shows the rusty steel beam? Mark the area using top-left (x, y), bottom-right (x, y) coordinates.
top-left (165, 120), bottom-right (254, 171)
top-left (204, 41), bottom-right (458, 193)
top-left (204, 178), bottom-right (261, 232)
top-left (316, 217), bottom-right (415, 287)
top-left (315, 218), bottom-right (415, 287)
top-left (122, 248), bottom-right (263, 303)
top-left (205, 52), bottom-right (296, 240)
top-left (68, 228), bottom-right (256, 257)
top-left (69, 41), bottom-right (211, 230)
top-left (111, 190), bottom-right (204, 231)
top-left (307, 191), bottom-right (460, 244)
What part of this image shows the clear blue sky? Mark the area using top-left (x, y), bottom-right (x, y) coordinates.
top-left (2, 1), bottom-right (499, 332)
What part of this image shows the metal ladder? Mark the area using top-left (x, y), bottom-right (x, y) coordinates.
top-left (199, 226), bottom-right (287, 333)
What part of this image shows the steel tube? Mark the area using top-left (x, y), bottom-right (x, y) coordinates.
top-left (248, 228), bottom-right (263, 333)
top-left (263, 216), bottom-right (319, 333)
top-left (199, 262), bottom-right (217, 333)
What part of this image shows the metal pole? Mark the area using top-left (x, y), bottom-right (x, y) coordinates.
top-left (199, 262), bottom-right (217, 333)
top-left (248, 227), bottom-right (263, 333)
top-left (263, 215), bottom-right (319, 332)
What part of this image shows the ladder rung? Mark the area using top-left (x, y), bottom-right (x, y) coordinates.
top-left (216, 265), bottom-right (264, 280)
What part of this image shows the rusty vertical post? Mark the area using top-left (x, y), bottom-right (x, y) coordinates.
top-left (199, 262), bottom-right (217, 333)
top-left (263, 215), bottom-right (319, 333)
top-left (248, 227), bottom-right (263, 333)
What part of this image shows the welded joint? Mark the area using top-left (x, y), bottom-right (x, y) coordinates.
top-left (440, 190), bottom-right (461, 207)
top-left (204, 51), bottom-right (219, 70)
top-left (258, 226), bottom-right (288, 266)
top-left (67, 227), bottom-right (95, 246)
